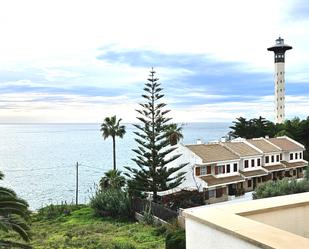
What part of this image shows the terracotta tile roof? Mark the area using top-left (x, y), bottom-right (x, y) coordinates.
top-left (281, 160), bottom-right (308, 169)
top-left (247, 139), bottom-right (281, 153)
top-left (263, 163), bottom-right (286, 172)
top-left (199, 174), bottom-right (244, 187)
top-left (268, 137), bottom-right (304, 151)
top-left (240, 169), bottom-right (268, 178)
top-left (223, 142), bottom-right (261, 157)
top-left (186, 144), bottom-right (239, 163)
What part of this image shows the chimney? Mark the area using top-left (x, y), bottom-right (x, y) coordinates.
top-left (196, 139), bottom-right (202, 144)
top-left (265, 135), bottom-right (269, 139)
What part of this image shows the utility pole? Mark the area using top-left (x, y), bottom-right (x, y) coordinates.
top-left (76, 162), bottom-right (79, 205)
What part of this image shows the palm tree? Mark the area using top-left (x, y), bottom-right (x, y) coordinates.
top-left (165, 123), bottom-right (183, 146)
top-left (0, 171), bottom-right (31, 249)
top-left (101, 116), bottom-right (126, 170)
top-left (99, 169), bottom-right (126, 190)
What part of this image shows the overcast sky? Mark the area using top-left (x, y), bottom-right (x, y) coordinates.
top-left (0, 0), bottom-right (308, 123)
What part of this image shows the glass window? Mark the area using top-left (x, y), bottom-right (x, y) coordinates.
top-left (295, 153), bottom-right (298, 160)
top-left (290, 153), bottom-right (293, 160)
top-left (233, 163), bottom-right (238, 172)
top-left (276, 155), bottom-right (280, 162)
top-left (265, 156), bottom-right (269, 164)
top-left (244, 160), bottom-right (249, 168)
top-left (280, 153), bottom-right (282, 160)
top-left (257, 158), bottom-right (261, 166)
top-left (248, 180), bottom-right (252, 188)
top-left (200, 166), bottom-right (206, 175)
top-left (251, 159), bottom-right (255, 167)
top-left (300, 152), bottom-right (303, 159)
top-left (209, 190), bottom-right (215, 198)
top-left (226, 164), bottom-right (230, 173)
top-left (271, 155), bottom-right (274, 163)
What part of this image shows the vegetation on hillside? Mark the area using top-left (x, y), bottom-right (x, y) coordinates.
top-left (2, 205), bottom-right (165, 249)
top-left (229, 116), bottom-right (309, 159)
top-left (125, 69), bottom-right (187, 202)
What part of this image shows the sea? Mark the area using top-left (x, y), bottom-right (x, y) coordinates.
top-left (0, 123), bottom-right (231, 210)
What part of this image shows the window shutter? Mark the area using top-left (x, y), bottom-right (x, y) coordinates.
top-left (195, 167), bottom-right (200, 176)
top-left (207, 166), bottom-right (211, 174)
top-left (215, 166), bottom-right (218, 175)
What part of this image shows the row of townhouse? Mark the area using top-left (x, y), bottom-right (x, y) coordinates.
top-left (165, 136), bottom-right (308, 204)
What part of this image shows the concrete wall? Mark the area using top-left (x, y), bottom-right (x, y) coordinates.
top-left (186, 218), bottom-right (260, 249)
top-left (243, 204), bottom-right (309, 239)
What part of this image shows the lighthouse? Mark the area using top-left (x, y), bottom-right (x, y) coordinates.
top-left (267, 37), bottom-right (292, 124)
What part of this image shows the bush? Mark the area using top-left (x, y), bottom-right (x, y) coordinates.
top-left (253, 178), bottom-right (309, 199)
top-left (37, 203), bottom-right (85, 219)
top-left (165, 229), bottom-right (185, 249)
top-left (90, 188), bottom-right (132, 218)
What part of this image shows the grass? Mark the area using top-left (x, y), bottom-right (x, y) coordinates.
top-left (2, 206), bottom-right (165, 249)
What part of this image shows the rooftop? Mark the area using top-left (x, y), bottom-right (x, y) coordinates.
top-left (184, 192), bottom-right (309, 249)
top-left (186, 144), bottom-right (239, 163)
top-left (223, 142), bottom-right (260, 157)
top-left (268, 137), bottom-right (304, 151)
top-left (247, 138), bottom-right (281, 153)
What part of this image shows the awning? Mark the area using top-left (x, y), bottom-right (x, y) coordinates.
top-left (263, 163), bottom-right (286, 172)
top-left (199, 175), bottom-right (245, 188)
top-left (281, 160), bottom-right (308, 169)
top-left (240, 169), bottom-right (268, 178)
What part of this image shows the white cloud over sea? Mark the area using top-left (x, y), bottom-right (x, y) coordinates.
top-left (0, 0), bottom-right (309, 122)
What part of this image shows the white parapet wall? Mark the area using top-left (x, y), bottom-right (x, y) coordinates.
top-left (186, 218), bottom-right (260, 249)
top-left (184, 192), bottom-right (309, 249)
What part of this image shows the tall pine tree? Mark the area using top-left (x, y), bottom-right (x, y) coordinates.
top-left (125, 69), bottom-right (186, 202)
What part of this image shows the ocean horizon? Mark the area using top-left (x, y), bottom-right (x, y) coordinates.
top-left (0, 122), bottom-right (232, 210)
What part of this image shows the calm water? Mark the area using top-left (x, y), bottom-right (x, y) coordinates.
top-left (0, 123), bottom-right (230, 210)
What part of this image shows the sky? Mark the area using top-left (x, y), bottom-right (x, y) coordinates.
top-left (0, 0), bottom-right (309, 123)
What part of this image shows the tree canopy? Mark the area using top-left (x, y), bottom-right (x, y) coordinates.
top-left (229, 116), bottom-right (309, 160)
top-left (125, 69), bottom-right (187, 202)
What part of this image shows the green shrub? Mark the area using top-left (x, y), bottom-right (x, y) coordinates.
top-left (90, 188), bottom-right (132, 218)
top-left (37, 203), bottom-right (85, 219)
top-left (165, 229), bottom-right (185, 249)
top-left (253, 178), bottom-right (309, 199)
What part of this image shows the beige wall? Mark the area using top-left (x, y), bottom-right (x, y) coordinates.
top-left (243, 204), bottom-right (309, 239)
top-left (186, 218), bottom-right (260, 249)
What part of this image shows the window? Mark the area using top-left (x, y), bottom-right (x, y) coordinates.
top-left (216, 188), bottom-right (223, 198)
top-left (233, 163), bottom-right (238, 172)
top-left (265, 156), bottom-right (269, 164)
top-left (300, 152), bottom-right (303, 159)
top-left (271, 155), bottom-right (274, 163)
top-left (207, 166), bottom-right (211, 175)
top-left (209, 190), bottom-right (215, 198)
top-left (293, 170), bottom-right (296, 176)
top-left (290, 153), bottom-right (293, 160)
top-left (257, 159), bottom-right (261, 166)
top-left (226, 164), bottom-right (230, 173)
top-left (276, 155), bottom-right (280, 162)
top-left (217, 165), bottom-right (224, 174)
top-left (244, 160), bottom-right (249, 168)
top-left (251, 159), bottom-right (255, 167)
top-left (200, 166), bottom-right (206, 175)
top-left (248, 180), bottom-right (252, 188)
top-left (280, 153), bottom-right (282, 160)
top-left (295, 153), bottom-right (298, 160)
